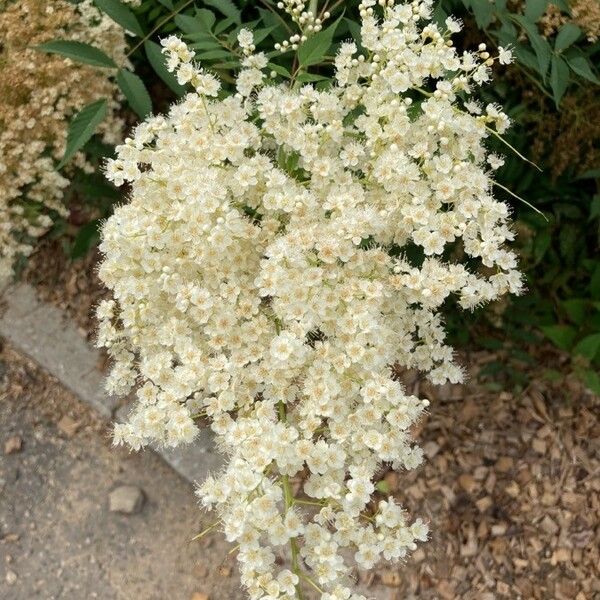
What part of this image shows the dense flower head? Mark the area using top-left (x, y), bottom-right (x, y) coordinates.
top-left (0, 0), bottom-right (126, 282)
top-left (98, 1), bottom-right (520, 597)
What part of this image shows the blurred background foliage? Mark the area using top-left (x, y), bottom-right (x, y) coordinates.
top-left (52, 0), bottom-right (600, 392)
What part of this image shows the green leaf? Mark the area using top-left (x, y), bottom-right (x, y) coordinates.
top-left (550, 55), bottom-right (570, 105)
top-left (117, 69), bottom-right (152, 119)
top-left (525, 0), bottom-right (548, 22)
top-left (540, 324), bottom-right (576, 351)
top-left (470, 0), bottom-right (494, 27)
top-left (573, 333), bottom-right (600, 361)
top-left (268, 62), bottom-right (292, 79)
top-left (533, 229), bottom-right (551, 264)
top-left (144, 40), bottom-right (186, 96)
top-left (71, 220), bottom-right (100, 259)
top-left (562, 299), bottom-right (587, 325)
top-left (195, 8), bottom-right (216, 31)
top-left (566, 54), bottom-right (600, 83)
top-left (295, 72), bottom-right (330, 83)
top-left (214, 16), bottom-right (237, 35)
top-left (513, 15), bottom-right (552, 78)
top-left (555, 23), bottom-right (581, 51)
top-left (37, 40), bottom-right (116, 68)
top-left (203, 0), bottom-right (241, 24)
top-left (94, 0), bottom-right (144, 37)
top-left (582, 370), bottom-right (600, 394)
top-left (175, 14), bottom-right (208, 34)
top-left (58, 99), bottom-right (107, 169)
top-left (196, 49), bottom-right (233, 60)
top-left (253, 26), bottom-right (277, 45)
top-left (298, 14), bottom-right (342, 67)
top-left (591, 265), bottom-right (600, 300)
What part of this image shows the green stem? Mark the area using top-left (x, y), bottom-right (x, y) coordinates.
top-left (126, 0), bottom-right (196, 58)
top-left (277, 401), bottom-right (304, 600)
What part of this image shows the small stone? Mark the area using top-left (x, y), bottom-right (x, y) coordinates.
top-left (109, 485), bottom-right (145, 514)
top-left (532, 438), bottom-right (547, 454)
top-left (57, 415), bottom-right (80, 438)
top-left (190, 594), bottom-right (209, 600)
top-left (458, 473), bottom-right (477, 494)
top-left (6, 570), bottom-right (17, 585)
top-left (4, 435), bottom-right (22, 455)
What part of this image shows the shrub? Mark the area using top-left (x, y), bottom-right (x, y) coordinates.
top-left (0, 0), bottom-right (127, 281)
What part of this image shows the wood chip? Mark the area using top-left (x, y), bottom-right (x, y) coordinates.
top-left (458, 473), bottom-right (478, 494)
top-left (57, 415), bottom-right (80, 437)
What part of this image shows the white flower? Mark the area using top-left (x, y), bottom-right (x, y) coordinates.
top-left (98, 1), bottom-right (521, 597)
top-left (498, 46), bottom-right (513, 65)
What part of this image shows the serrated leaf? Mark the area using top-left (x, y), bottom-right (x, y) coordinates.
top-left (203, 0), bottom-right (241, 24)
top-left (214, 16), bottom-right (237, 35)
top-left (37, 40), bottom-right (116, 68)
top-left (298, 14), bottom-right (342, 67)
top-left (144, 40), bottom-right (186, 96)
top-left (540, 324), bottom-right (576, 351)
top-left (562, 299), bottom-right (587, 325)
top-left (175, 14), bottom-right (208, 34)
top-left (253, 26), bottom-right (276, 45)
top-left (196, 49), bottom-right (232, 60)
top-left (555, 23), bottom-right (581, 51)
top-left (550, 55), bottom-right (570, 105)
top-left (573, 333), bottom-right (600, 361)
top-left (189, 40), bottom-right (222, 51)
top-left (513, 15), bottom-right (552, 78)
top-left (582, 370), bottom-right (600, 394)
top-left (295, 72), bottom-right (329, 83)
top-left (195, 8), bottom-right (216, 31)
top-left (591, 265), bottom-right (600, 299)
top-left (58, 99), bottom-right (107, 169)
top-left (471, 0), bottom-right (494, 27)
top-left (268, 62), bottom-right (291, 78)
top-left (94, 0), bottom-right (144, 36)
top-left (566, 54), bottom-right (600, 83)
top-left (525, 0), bottom-right (549, 22)
top-left (71, 220), bottom-right (100, 259)
top-left (117, 68), bottom-right (152, 119)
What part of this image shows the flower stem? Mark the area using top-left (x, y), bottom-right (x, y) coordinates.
top-left (278, 401), bottom-right (304, 600)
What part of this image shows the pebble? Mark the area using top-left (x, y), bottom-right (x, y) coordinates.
top-left (190, 593), bottom-right (209, 600)
top-left (109, 485), bottom-right (145, 514)
top-left (6, 570), bottom-right (18, 585)
top-left (4, 435), bottom-right (23, 455)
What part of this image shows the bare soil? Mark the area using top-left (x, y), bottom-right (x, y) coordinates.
top-left (0, 344), bottom-right (243, 600)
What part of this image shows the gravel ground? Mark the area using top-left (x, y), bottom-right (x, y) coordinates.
top-left (0, 344), bottom-right (243, 600)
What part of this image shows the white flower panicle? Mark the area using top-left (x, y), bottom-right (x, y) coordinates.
top-left (98, 1), bottom-right (520, 598)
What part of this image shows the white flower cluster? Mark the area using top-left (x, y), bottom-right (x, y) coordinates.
top-left (98, 1), bottom-right (520, 597)
top-left (273, 1), bottom-right (331, 52)
top-left (0, 0), bottom-right (127, 282)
